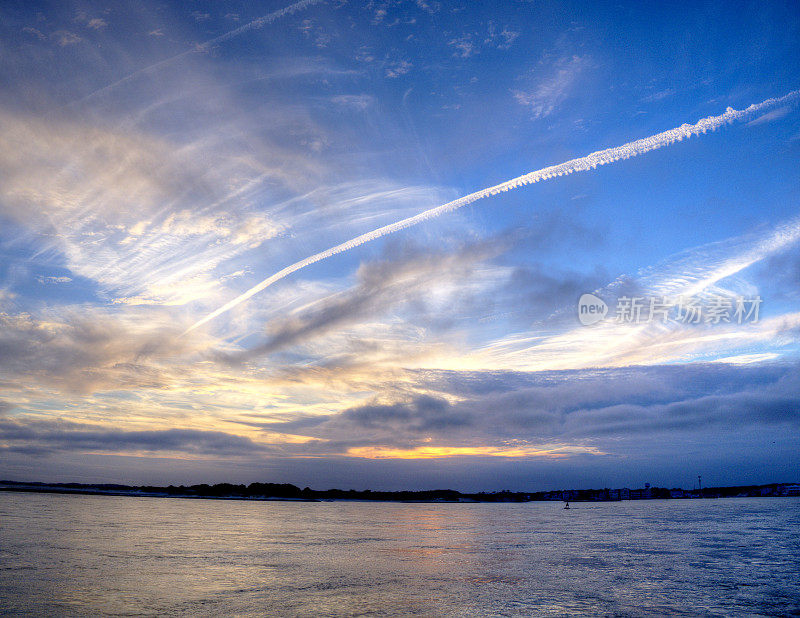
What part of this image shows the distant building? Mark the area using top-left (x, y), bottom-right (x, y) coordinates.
top-left (783, 484), bottom-right (800, 496)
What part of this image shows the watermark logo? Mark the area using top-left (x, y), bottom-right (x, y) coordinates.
top-left (577, 293), bottom-right (609, 325)
top-left (577, 293), bottom-right (762, 326)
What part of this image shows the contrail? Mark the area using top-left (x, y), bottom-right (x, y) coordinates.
top-left (186, 89), bottom-right (800, 333)
top-left (76, 0), bottom-right (324, 104)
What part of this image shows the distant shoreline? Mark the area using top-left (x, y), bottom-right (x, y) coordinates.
top-left (2, 480), bottom-right (799, 504)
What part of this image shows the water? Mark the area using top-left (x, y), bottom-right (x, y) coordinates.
top-left (1, 493), bottom-right (798, 616)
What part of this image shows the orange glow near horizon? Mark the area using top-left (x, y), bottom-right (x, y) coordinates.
top-left (346, 444), bottom-right (604, 460)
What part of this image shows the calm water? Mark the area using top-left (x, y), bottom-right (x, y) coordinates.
top-left (1, 493), bottom-right (799, 616)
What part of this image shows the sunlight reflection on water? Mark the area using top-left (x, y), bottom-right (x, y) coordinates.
top-left (1, 493), bottom-right (798, 616)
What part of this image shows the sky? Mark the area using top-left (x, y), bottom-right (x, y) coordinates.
top-left (1, 0), bottom-right (799, 492)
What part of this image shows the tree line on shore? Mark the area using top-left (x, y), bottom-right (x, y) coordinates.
top-left (2, 480), bottom-right (799, 502)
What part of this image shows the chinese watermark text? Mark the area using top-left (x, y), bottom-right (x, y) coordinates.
top-left (578, 294), bottom-right (761, 326)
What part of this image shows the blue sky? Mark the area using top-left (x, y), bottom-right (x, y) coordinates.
top-left (1, 0), bottom-right (799, 490)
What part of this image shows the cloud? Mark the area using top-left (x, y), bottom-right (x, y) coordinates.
top-left (87, 18), bottom-right (107, 30)
top-left (52, 30), bottom-right (83, 46)
top-left (330, 94), bottom-right (374, 110)
top-left (3, 352), bottom-right (798, 467)
top-left (414, 0), bottom-right (439, 13)
top-left (748, 106), bottom-right (791, 126)
top-left (0, 308), bottom-right (201, 394)
top-left (77, 0), bottom-right (325, 104)
top-left (497, 263), bottom-right (607, 325)
top-left (371, 8), bottom-right (388, 24)
top-left (271, 361), bottom-right (800, 443)
top-left (190, 90), bottom-right (800, 332)
top-left (342, 394), bottom-right (468, 431)
top-left (224, 360), bottom-right (800, 467)
top-left (0, 417), bottom-right (270, 457)
top-left (0, 111), bottom-right (228, 304)
top-left (0, 110), bottom-right (214, 228)
top-left (355, 46), bottom-right (375, 64)
top-left (640, 88), bottom-right (675, 103)
top-left (298, 18), bottom-right (333, 48)
top-left (758, 243), bottom-right (800, 301)
top-left (222, 239), bottom-right (504, 360)
top-left (2, 2), bottom-right (798, 488)
top-left (0, 104), bottom-right (319, 307)
top-left (513, 55), bottom-right (589, 119)
top-left (235, 214), bottom-right (800, 453)
top-left (22, 27), bottom-right (46, 40)
top-left (433, 211), bottom-right (800, 372)
top-left (74, 11), bottom-right (107, 30)
top-left (485, 23), bottom-right (519, 50)
top-left (152, 210), bottom-right (281, 248)
top-left (448, 24), bottom-right (519, 59)
top-left (385, 59), bottom-right (412, 78)
top-left (448, 34), bottom-right (476, 59)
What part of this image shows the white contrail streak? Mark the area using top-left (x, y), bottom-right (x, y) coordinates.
top-left (186, 89), bottom-right (800, 333)
top-left (76, 0), bottom-right (324, 104)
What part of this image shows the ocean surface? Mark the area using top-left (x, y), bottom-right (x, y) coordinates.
top-left (1, 493), bottom-right (798, 616)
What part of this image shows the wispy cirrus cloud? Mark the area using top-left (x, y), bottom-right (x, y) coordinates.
top-left (220, 238), bottom-right (505, 362)
top-left (189, 91), bottom-right (800, 333)
top-left (447, 23), bottom-right (519, 58)
top-left (76, 0), bottom-right (324, 104)
top-left (2, 0), bottom-right (799, 487)
top-left (329, 94), bottom-right (374, 110)
top-left (513, 55), bottom-right (590, 119)
top-left (0, 109), bottom-right (269, 307)
top-left (51, 30), bottom-right (82, 46)
top-left (385, 59), bottom-right (412, 78)
top-left (465, 216), bottom-right (800, 372)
